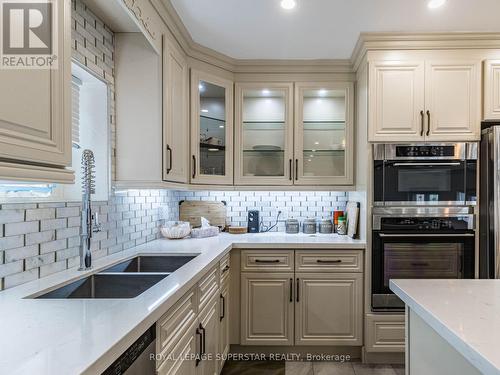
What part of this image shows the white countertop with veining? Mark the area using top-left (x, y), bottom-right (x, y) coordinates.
top-left (390, 279), bottom-right (500, 375)
top-left (0, 232), bottom-right (364, 375)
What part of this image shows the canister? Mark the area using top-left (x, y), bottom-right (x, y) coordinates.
top-left (285, 218), bottom-right (300, 234)
top-left (319, 219), bottom-right (333, 234)
top-left (302, 218), bottom-right (317, 234)
top-left (337, 216), bottom-right (347, 235)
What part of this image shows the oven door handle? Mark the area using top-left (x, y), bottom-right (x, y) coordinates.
top-left (391, 162), bottom-right (462, 167)
top-left (378, 233), bottom-right (474, 238)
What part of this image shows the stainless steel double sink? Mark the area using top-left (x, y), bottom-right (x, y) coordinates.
top-left (35, 255), bottom-right (197, 299)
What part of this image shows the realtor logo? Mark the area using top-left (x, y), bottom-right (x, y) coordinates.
top-left (0, 0), bottom-right (58, 69)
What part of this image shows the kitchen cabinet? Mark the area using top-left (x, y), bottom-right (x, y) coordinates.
top-left (198, 293), bottom-right (220, 375)
top-left (218, 254), bottom-right (230, 370)
top-left (157, 324), bottom-right (198, 375)
top-left (295, 273), bottom-right (362, 345)
top-left (191, 70), bottom-right (233, 185)
top-left (365, 313), bottom-right (405, 353)
top-left (0, 0), bottom-right (73, 183)
top-left (240, 272), bottom-right (295, 345)
top-left (294, 82), bottom-right (354, 185)
top-left (484, 60), bottom-right (500, 120)
top-left (163, 36), bottom-right (189, 183)
top-left (235, 82), bottom-right (354, 186)
top-left (240, 249), bottom-right (363, 347)
top-left (234, 83), bottom-right (294, 185)
top-left (369, 59), bottom-right (481, 142)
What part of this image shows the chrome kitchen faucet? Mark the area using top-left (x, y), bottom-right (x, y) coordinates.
top-left (79, 150), bottom-right (101, 271)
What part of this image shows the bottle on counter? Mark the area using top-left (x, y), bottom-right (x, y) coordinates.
top-left (337, 216), bottom-right (347, 235)
top-left (333, 210), bottom-right (344, 233)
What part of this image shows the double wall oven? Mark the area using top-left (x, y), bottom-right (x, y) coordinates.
top-left (372, 143), bottom-right (477, 311)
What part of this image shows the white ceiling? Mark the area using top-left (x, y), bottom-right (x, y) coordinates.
top-left (170, 0), bottom-right (500, 60)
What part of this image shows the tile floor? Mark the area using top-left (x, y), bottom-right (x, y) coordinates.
top-left (221, 361), bottom-right (405, 375)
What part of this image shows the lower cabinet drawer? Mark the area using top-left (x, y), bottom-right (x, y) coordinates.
top-left (241, 250), bottom-right (294, 272)
top-left (365, 313), bottom-right (405, 353)
top-left (156, 289), bottom-right (197, 362)
top-left (157, 320), bottom-right (198, 375)
top-left (198, 265), bottom-right (219, 312)
top-left (295, 250), bottom-right (363, 272)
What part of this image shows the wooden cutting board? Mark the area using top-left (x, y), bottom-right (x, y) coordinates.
top-left (179, 200), bottom-right (227, 229)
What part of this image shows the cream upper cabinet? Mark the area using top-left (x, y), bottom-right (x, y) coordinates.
top-left (484, 60), bottom-right (500, 120)
top-left (191, 70), bottom-right (233, 185)
top-left (368, 61), bottom-right (425, 142)
top-left (425, 60), bottom-right (481, 141)
top-left (294, 82), bottom-right (354, 185)
top-left (295, 273), bottom-right (363, 346)
top-left (163, 37), bottom-right (189, 183)
top-left (234, 82), bottom-right (294, 185)
top-left (0, 0), bottom-right (72, 182)
top-left (240, 272), bottom-right (294, 346)
top-left (368, 58), bottom-right (481, 142)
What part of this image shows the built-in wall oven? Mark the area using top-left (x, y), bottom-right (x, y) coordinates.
top-left (374, 143), bottom-right (478, 206)
top-left (372, 207), bottom-right (475, 311)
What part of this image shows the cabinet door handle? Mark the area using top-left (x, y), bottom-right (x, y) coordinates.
top-left (192, 155), bottom-right (196, 179)
top-left (426, 110), bottom-right (431, 136)
top-left (195, 326), bottom-right (203, 366)
top-left (316, 259), bottom-right (342, 264)
top-left (166, 145), bottom-right (173, 174)
top-left (255, 259), bottom-right (280, 263)
top-left (420, 110), bottom-right (424, 136)
top-left (296, 278), bottom-right (300, 302)
top-left (289, 278), bottom-right (293, 302)
top-left (222, 265), bottom-right (230, 274)
top-left (199, 323), bottom-right (206, 355)
top-left (295, 159), bottom-right (299, 181)
top-left (289, 159), bottom-right (293, 181)
top-left (220, 293), bottom-right (225, 321)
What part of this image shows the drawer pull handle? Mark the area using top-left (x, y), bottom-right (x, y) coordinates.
top-left (255, 259), bottom-right (280, 263)
top-left (316, 259), bottom-right (342, 264)
top-left (222, 265), bottom-right (230, 274)
top-left (411, 262), bottom-right (430, 267)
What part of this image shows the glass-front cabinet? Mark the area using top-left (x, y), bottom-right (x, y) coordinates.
top-left (294, 82), bottom-right (354, 185)
top-left (190, 70), bottom-right (233, 185)
top-left (234, 83), bottom-right (294, 185)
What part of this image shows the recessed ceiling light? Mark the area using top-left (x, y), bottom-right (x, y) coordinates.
top-left (428, 0), bottom-right (446, 9)
top-left (262, 89), bottom-right (270, 95)
top-left (201, 109), bottom-right (209, 113)
top-left (199, 83), bottom-right (204, 91)
top-left (219, 125), bottom-right (225, 128)
top-left (280, 0), bottom-right (296, 10)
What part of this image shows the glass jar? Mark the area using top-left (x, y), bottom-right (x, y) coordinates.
top-left (319, 219), bottom-right (333, 234)
top-left (337, 216), bottom-right (347, 235)
top-left (285, 218), bottom-right (300, 234)
top-left (302, 218), bottom-right (317, 234)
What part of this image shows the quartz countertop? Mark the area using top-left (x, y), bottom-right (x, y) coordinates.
top-left (390, 279), bottom-right (500, 375)
top-left (0, 232), bottom-right (365, 375)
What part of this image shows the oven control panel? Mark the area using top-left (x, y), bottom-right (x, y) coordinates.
top-left (395, 145), bottom-right (455, 157)
top-left (380, 217), bottom-right (469, 231)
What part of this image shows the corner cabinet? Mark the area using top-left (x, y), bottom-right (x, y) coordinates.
top-left (0, 0), bottom-right (73, 183)
top-left (163, 36), bottom-right (189, 183)
top-left (484, 60), bottom-right (500, 120)
top-left (368, 59), bottom-right (481, 142)
top-left (235, 82), bottom-right (354, 186)
top-left (190, 70), bottom-right (233, 185)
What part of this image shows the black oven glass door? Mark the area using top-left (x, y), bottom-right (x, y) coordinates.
top-left (383, 161), bottom-right (466, 204)
top-left (372, 232), bottom-right (475, 310)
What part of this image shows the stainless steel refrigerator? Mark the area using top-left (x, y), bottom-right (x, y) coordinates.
top-left (480, 122), bottom-right (500, 278)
